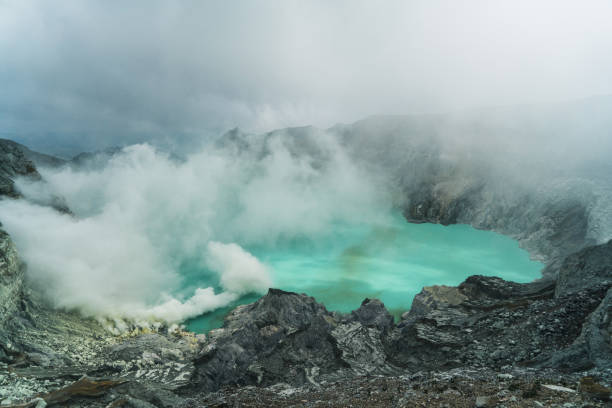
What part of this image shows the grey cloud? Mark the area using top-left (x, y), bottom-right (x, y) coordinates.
top-left (1, 0), bottom-right (612, 155)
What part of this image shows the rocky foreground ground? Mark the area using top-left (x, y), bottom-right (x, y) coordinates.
top-left (188, 370), bottom-right (612, 408)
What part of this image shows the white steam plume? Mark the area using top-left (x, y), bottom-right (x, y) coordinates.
top-left (206, 242), bottom-right (272, 295)
top-left (0, 132), bottom-right (389, 323)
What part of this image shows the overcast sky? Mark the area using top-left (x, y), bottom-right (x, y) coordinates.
top-left (2, 0), bottom-right (612, 155)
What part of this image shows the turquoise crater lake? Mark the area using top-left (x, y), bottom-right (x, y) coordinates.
top-left (185, 213), bottom-right (543, 332)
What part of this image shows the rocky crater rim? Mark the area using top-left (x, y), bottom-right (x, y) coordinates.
top-left (0, 133), bottom-right (610, 406)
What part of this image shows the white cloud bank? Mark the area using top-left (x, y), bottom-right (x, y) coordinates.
top-left (0, 134), bottom-right (389, 323)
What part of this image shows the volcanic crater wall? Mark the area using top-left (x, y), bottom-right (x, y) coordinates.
top-left (0, 126), bottom-right (610, 406)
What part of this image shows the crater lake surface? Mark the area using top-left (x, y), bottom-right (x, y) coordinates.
top-left (184, 213), bottom-right (543, 332)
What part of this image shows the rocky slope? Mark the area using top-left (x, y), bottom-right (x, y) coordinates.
top-left (0, 229), bottom-right (24, 363)
top-left (0, 133), bottom-right (610, 407)
top-left (2, 276), bottom-right (610, 407)
top-left (0, 140), bottom-right (43, 198)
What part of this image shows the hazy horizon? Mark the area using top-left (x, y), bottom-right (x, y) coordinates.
top-left (3, 1), bottom-right (612, 155)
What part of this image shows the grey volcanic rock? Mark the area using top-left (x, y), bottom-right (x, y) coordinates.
top-left (348, 298), bottom-right (394, 333)
top-left (333, 299), bottom-right (397, 375)
top-left (0, 140), bottom-right (42, 197)
top-left (331, 321), bottom-right (390, 375)
top-left (543, 241), bottom-right (612, 370)
top-left (0, 116), bottom-right (610, 406)
top-left (187, 272), bottom-right (610, 395)
top-left (187, 368), bottom-right (611, 408)
top-left (0, 229), bottom-right (25, 363)
top-left (546, 288), bottom-right (612, 371)
top-left (556, 239), bottom-right (612, 297)
top-left (586, 288), bottom-right (612, 369)
top-left (388, 272), bottom-right (609, 372)
top-left (0, 274), bottom-right (610, 405)
top-left (189, 290), bottom-right (402, 394)
top-left (0, 139), bottom-right (71, 213)
top-left (0, 229), bottom-right (23, 327)
top-left (190, 289), bottom-right (348, 392)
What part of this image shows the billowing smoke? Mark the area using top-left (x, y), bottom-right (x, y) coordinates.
top-left (0, 132), bottom-right (390, 323)
top-left (206, 242), bottom-right (271, 295)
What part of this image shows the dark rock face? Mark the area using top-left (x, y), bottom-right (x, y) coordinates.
top-left (187, 290), bottom-right (410, 395)
top-left (0, 229), bottom-right (23, 326)
top-left (69, 146), bottom-right (123, 169)
top-left (585, 289), bottom-right (612, 369)
top-left (556, 239), bottom-right (612, 297)
top-left (0, 140), bottom-right (43, 197)
top-left (0, 229), bottom-right (25, 363)
top-left (391, 276), bottom-right (609, 372)
top-left (546, 287), bottom-right (612, 371)
top-left (350, 298), bottom-right (394, 333)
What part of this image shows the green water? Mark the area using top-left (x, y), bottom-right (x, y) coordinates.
top-left (185, 213), bottom-right (542, 332)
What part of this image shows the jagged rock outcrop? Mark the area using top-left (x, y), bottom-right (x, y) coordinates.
top-left (0, 140), bottom-right (43, 197)
top-left (402, 241), bottom-right (611, 373)
top-left (556, 239), bottom-right (612, 296)
top-left (540, 240), bottom-right (612, 370)
top-left (390, 274), bottom-right (609, 372)
top-left (190, 289), bottom-right (348, 392)
top-left (0, 230), bottom-right (23, 326)
top-left (404, 181), bottom-right (594, 277)
top-left (0, 229), bottom-right (25, 363)
top-left (186, 291), bottom-right (406, 395)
